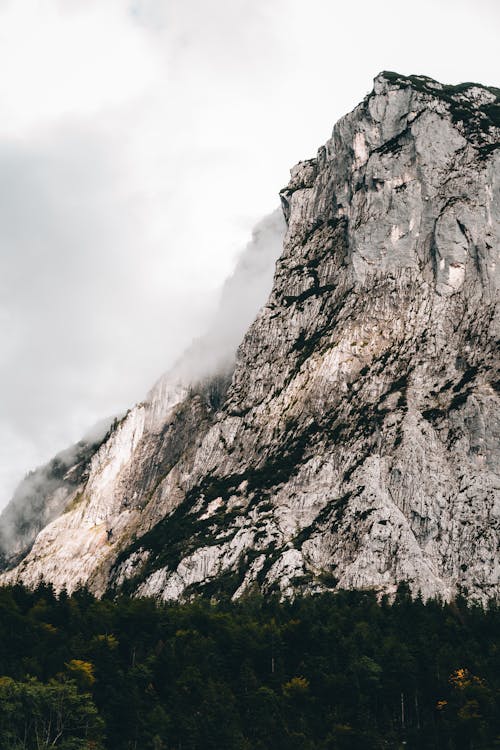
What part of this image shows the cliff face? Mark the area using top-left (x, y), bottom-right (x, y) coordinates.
top-left (2, 72), bottom-right (499, 603)
top-left (0, 421), bottom-right (111, 568)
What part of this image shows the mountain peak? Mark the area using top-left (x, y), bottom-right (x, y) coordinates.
top-left (372, 71), bottom-right (500, 135)
top-left (375, 70), bottom-right (499, 98)
top-left (2, 73), bottom-right (499, 604)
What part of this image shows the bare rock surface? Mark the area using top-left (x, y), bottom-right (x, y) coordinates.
top-left (2, 73), bottom-right (499, 603)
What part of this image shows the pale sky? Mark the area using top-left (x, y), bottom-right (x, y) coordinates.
top-left (0, 0), bottom-right (498, 508)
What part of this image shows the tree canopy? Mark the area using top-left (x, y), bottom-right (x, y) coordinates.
top-left (0, 583), bottom-right (498, 749)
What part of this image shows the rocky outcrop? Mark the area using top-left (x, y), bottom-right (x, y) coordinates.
top-left (2, 73), bottom-right (499, 603)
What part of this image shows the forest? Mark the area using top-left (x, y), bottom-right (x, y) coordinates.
top-left (0, 583), bottom-right (498, 749)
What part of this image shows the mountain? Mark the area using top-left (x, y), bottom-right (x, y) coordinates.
top-left (0, 209), bottom-right (285, 587)
top-left (1, 72), bottom-right (499, 604)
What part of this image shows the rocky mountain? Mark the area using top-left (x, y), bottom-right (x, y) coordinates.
top-left (1, 72), bottom-right (499, 604)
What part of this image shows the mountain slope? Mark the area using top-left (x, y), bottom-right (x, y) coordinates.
top-left (0, 418), bottom-right (112, 568)
top-left (2, 72), bottom-right (499, 603)
top-left (0, 210), bottom-right (285, 590)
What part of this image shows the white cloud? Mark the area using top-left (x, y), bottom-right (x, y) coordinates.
top-left (0, 0), bottom-right (160, 135)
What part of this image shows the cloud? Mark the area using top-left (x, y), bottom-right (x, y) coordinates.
top-left (167, 209), bottom-right (287, 386)
top-left (0, 0), bottom-right (160, 135)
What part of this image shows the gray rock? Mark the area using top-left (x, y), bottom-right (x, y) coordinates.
top-left (2, 72), bottom-right (499, 604)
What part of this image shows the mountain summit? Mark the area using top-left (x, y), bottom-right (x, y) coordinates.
top-left (2, 72), bottom-right (499, 603)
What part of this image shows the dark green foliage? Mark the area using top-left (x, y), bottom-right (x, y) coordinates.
top-left (0, 675), bottom-right (104, 749)
top-left (0, 584), bottom-right (499, 749)
top-left (481, 103), bottom-right (500, 127)
top-left (380, 71), bottom-right (500, 103)
top-left (378, 71), bottom-right (500, 145)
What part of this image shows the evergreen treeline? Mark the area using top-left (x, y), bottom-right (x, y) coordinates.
top-left (0, 584), bottom-right (498, 749)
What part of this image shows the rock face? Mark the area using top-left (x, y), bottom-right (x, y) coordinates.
top-left (0, 420), bottom-right (112, 568)
top-left (2, 72), bottom-right (499, 603)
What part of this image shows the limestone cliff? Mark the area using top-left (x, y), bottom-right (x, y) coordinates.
top-left (2, 73), bottom-right (499, 603)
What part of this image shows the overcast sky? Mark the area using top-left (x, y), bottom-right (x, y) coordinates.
top-left (0, 0), bottom-right (498, 508)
